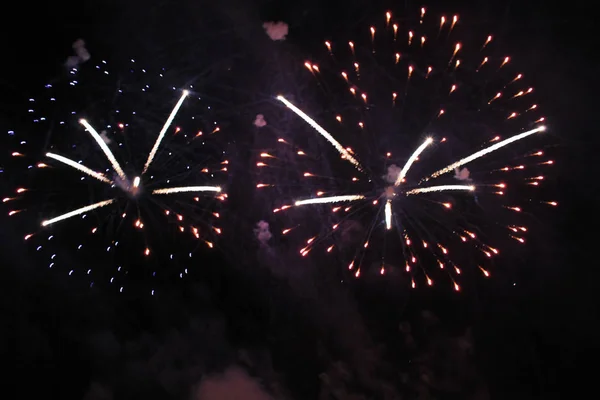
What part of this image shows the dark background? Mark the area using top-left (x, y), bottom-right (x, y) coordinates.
top-left (1, 0), bottom-right (597, 399)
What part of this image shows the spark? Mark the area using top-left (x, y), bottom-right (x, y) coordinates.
top-left (41, 199), bottom-right (115, 227)
top-left (133, 176), bottom-right (141, 188)
top-left (79, 119), bottom-right (127, 181)
top-left (142, 90), bottom-right (189, 174)
top-left (394, 137), bottom-right (434, 186)
top-left (451, 15), bottom-right (459, 31)
top-left (295, 194), bottom-right (365, 206)
top-left (483, 35), bottom-right (493, 48)
top-left (406, 185), bottom-right (475, 195)
top-left (429, 126), bottom-right (546, 179)
top-left (152, 186), bottom-right (222, 195)
top-left (277, 95), bottom-right (363, 171)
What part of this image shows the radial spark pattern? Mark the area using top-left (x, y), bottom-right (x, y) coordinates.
top-left (257, 7), bottom-right (556, 290)
top-left (3, 59), bottom-right (228, 294)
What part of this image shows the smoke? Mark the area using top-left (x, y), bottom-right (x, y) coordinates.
top-left (195, 367), bottom-right (274, 400)
top-left (384, 164), bottom-right (402, 184)
top-left (254, 220), bottom-right (272, 245)
top-left (262, 22), bottom-right (289, 41)
top-left (454, 167), bottom-right (470, 181)
top-left (254, 114), bottom-right (267, 128)
top-left (65, 39), bottom-right (91, 69)
top-left (99, 130), bottom-right (111, 145)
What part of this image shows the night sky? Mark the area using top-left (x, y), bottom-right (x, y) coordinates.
top-left (1, 0), bottom-right (597, 399)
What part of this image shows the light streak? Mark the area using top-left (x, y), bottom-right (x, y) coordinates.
top-left (277, 95), bottom-right (364, 171)
top-left (394, 137), bottom-right (433, 186)
top-left (385, 199), bottom-right (392, 230)
top-left (152, 186), bottom-right (222, 195)
top-left (142, 90), bottom-right (189, 174)
top-left (428, 126), bottom-right (546, 179)
top-left (46, 152), bottom-right (112, 184)
top-left (41, 199), bottom-right (115, 227)
top-left (79, 119), bottom-right (127, 181)
top-left (294, 194), bottom-right (365, 206)
top-left (406, 185), bottom-right (475, 195)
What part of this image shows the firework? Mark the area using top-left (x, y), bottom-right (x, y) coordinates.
top-left (3, 58), bottom-right (227, 294)
top-left (260, 7), bottom-right (555, 290)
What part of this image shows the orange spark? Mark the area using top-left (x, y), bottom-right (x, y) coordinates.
top-left (451, 15), bottom-right (459, 30)
top-left (483, 35), bottom-right (493, 48)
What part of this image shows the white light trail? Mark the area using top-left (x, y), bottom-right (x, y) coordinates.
top-left (385, 199), bottom-right (392, 230)
top-left (133, 176), bottom-right (141, 188)
top-left (143, 90), bottom-right (189, 174)
top-left (46, 152), bottom-right (112, 184)
top-left (395, 137), bottom-right (433, 186)
top-left (406, 184), bottom-right (475, 195)
top-left (41, 199), bottom-right (115, 227)
top-left (152, 185), bottom-right (222, 195)
top-left (429, 125), bottom-right (546, 179)
top-left (277, 95), bottom-right (364, 171)
top-left (79, 119), bottom-right (127, 181)
top-left (295, 194), bottom-right (365, 206)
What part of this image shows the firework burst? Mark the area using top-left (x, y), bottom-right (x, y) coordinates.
top-left (3, 58), bottom-right (228, 294)
top-left (257, 7), bottom-right (556, 290)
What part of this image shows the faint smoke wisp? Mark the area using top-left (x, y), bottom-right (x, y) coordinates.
top-left (100, 130), bottom-right (111, 145)
top-left (254, 220), bottom-right (272, 245)
top-left (254, 114), bottom-right (267, 128)
top-left (384, 164), bottom-right (402, 184)
top-left (65, 39), bottom-right (91, 68)
top-left (454, 167), bottom-right (470, 181)
top-left (263, 22), bottom-right (289, 41)
top-left (195, 367), bottom-right (273, 400)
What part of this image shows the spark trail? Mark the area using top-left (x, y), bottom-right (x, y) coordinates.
top-left (406, 185), bottom-right (475, 195)
top-left (428, 126), bottom-right (546, 180)
top-left (46, 152), bottom-right (112, 184)
top-left (295, 194), bottom-right (366, 206)
top-left (395, 137), bottom-right (434, 186)
top-left (277, 95), bottom-right (364, 172)
top-left (152, 186), bottom-right (222, 195)
top-left (41, 199), bottom-right (115, 227)
top-left (79, 119), bottom-right (127, 181)
top-left (143, 90), bottom-right (189, 174)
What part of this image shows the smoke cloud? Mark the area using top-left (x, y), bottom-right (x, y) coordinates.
top-left (454, 167), bottom-right (470, 181)
top-left (65, 39), bottom-right (91, 69)
top-left (254, 114), bottom-right (267, 128)
top-left (263, 22), bottom-right (289, 41)
top-left (195, 367), bottom-right (274, 400)
top-left (384, 164), bottom-right (402, 184)
top-left (254, 220), bottom-right (272, 245)
top-left (100, 130), bottom-right (112, 145)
